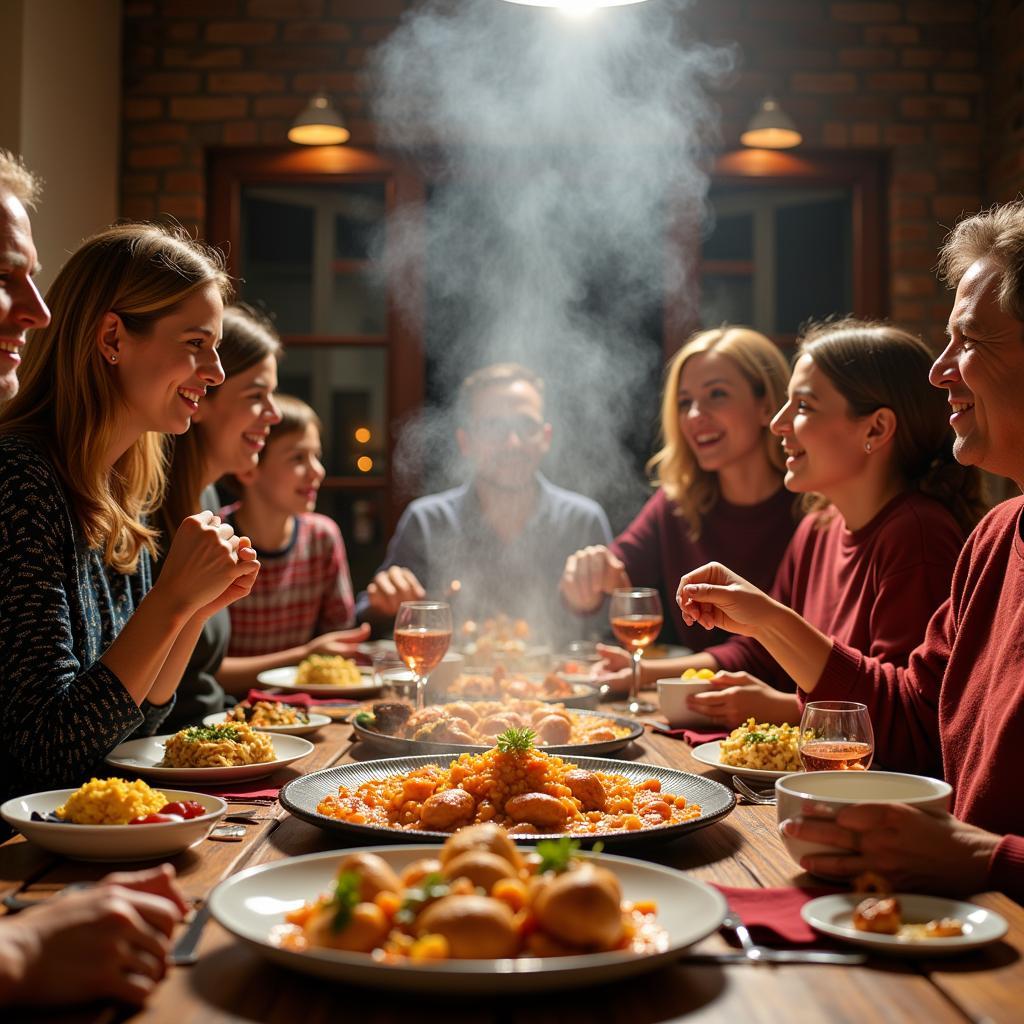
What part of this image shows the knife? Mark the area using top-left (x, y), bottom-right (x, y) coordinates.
top-left (170, 902), bottom-right (212, 966)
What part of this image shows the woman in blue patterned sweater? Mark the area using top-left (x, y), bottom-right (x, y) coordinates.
top-left (0, 224), bottom-right (261, 803)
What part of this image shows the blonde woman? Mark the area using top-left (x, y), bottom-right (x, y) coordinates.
top-left (0, 224), bottom-right (259, 803)
top-left (561, 327), bottom-right (795, 675)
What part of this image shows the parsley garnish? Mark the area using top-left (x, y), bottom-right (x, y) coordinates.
top-left (183, 725), bottom-right (241, 743)
top-left (329, 871), bottom-right (362, 933)
top-left (496, 727), bottom-right (536, 753)
top-left (394, 872), bottom-right (450, 926)
top-left (744, 731), bottom-right (773, 745)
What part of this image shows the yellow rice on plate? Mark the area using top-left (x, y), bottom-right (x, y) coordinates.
top-left (55, 777), bottom-right (168, 825)
top-left (719, 718), bottom-right (802, 772)
top-left (294, 654), bottom-right (363, 687)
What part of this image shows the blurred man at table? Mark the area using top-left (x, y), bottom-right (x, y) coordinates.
top-left (676, 199), bottom-right (1024, 901)
top-left (357, 362), bottom-right (612, 645)
top-left (0, 151), bottom-right (51, 403)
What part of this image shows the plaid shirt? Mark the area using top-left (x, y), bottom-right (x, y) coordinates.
top-left (225, 511), bottom-right (355, 657)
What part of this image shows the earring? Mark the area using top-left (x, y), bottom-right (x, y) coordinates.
top-left (109, 354), bottom-right (118, 363)
top-left (864, 442), bottom-right (872, 453)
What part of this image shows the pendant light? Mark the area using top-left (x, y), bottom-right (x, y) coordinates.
top-left (740, 97), bottom-right (802, 150)
top-left (288, 93), bottom-right (350, 146)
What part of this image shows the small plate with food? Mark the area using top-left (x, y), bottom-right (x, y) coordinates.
top-left (442, 670), bottom-right (601, 710)
top-left (690, 720), bottom-right (804, 780)
top-left (255, 657), bottom-right (379, 699)
top-left (801, 893), bottom-right (1008, 956)
top-left (209, 834), bottom-right (727, 992)
top-left (282, 730), bottom-right (734, 846)
top-left (0, 779), bottom-right (226, 861)
top-left (105, 724), bottom-right (314, 783)
top-left (202, 702), bottom-right (331, 737)
top-left (352, 701), bottom-right (642, 757)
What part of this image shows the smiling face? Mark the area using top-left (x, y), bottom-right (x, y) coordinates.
top-left (771, 353), bottom-right (873, 497)
top-left (929, 256), bottom-right (1024, 484)
top-left (112, 282), bottom-right (226, 435)
top-left (457, 379), bottom-right (552, 491)
top-left (0, 194), bottom-right (50, 402)
top-left (247, 421), bottom-right (326, 516)
top-left (193, 352), bottom-right (281, 479)
top-left (676, 350), bottom-right (773, 475)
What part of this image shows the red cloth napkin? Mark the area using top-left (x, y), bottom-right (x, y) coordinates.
top-left (188, 778), bottom-right (281, 804)
top-left (711, 884), bottom-right (840, 946)
top-left (650, 724), bottom-right (729, 745)
top-left (245, 688), bottom-right (356, 708)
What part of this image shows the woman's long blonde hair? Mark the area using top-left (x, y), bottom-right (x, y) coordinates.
top-left (0, 223), bottom-right (231, 573)
top-left (158, 303), bottom-right (282, 545)
top-left (648, 326), bottom-right (790, 539)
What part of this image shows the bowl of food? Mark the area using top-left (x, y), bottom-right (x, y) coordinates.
top-left (209, 831), bottom-right (727, 992)
top-left (0, 778), bottom-right (227, 861)
top-left (203, 701), bottom-right (331, 736)
top-left (656, 669), bottom-right (719, 728)
top-left (775, 771), bottom-right (952, 870)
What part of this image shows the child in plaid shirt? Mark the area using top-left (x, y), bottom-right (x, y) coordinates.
top-left (219, 395), bottom-right (368, 688)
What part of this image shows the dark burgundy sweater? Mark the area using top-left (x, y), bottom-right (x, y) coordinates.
top-left (610, 487), bottom-right (797, 650)
top-left (815, 497), bottom-right (1024, 901)
top-left (707, 493), bottom-right (964, 692)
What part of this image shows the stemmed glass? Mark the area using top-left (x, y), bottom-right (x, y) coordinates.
top-left (798, 701), bottom-right (875, 771)
top-left (393, 601), bottom-right (453, 710)
top-left (609, 587), bottom-right (663, 715)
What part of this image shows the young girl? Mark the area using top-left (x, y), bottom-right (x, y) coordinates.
top-left (561, 327), bottom-right (796, 664)
top-left (671, 319), bottom-right (985, 726)
top-left (155, 303), bottom-right (285, 728)
top-left (218, 394), bottom-right (360, 688)
top-left (0, 224), bottom-right (259, 802)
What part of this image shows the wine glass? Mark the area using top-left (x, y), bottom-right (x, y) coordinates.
top-left (798, 701), bottom-right (875, 771)
top-left (609, 587), bottom-right (663, 715)
top-left (393, 601), bottom-right (453, 710)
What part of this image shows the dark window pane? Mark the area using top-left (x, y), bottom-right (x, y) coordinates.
top-left (775, 197), bottom-right (852, 333)
top-left (702, 211), bottom-right (753, 261)
top-left (314, 486), bottom-right (388, 590)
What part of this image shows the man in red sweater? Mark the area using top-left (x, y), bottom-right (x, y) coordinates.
top-left (676, 199), bottom-right (1024, 902)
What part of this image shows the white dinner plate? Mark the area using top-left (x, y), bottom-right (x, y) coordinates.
top-left (201, 710), bottom-right (331, 737)
top-left (690, 740), bottom-right (797, 781)
top-left (209, 845), bottom-right (726, 993)
top-left (0, 788), bottom-right (226, 861)
top-left (801, 893), bottom-right (1008, 957)
top-left (104, 733), bottom-right (314, 783)
top-left (254, 664), bottom-right (380, 699)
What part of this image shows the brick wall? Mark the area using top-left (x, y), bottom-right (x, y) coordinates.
top-left (122, 0), bottom-right (1007, 344)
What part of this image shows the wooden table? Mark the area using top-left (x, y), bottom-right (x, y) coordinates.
top-left (2, 721), bottom-right (1021, 1023)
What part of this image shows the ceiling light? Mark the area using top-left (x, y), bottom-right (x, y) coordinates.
top-left (500, 1), bottom-right (650, 9)
top-left (740, 97), bottom-right (802, 150)
top-left (288, 93), bottom-right (350, 146)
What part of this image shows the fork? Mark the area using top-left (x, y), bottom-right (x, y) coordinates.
top-left (720, 911), bottom-right (867, 965)
top-left (732, 776), bottom-right (776, 805)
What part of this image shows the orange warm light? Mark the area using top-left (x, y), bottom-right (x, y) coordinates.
top-left (354, 427), bottom-right (371, 444)
top-left (357, 456), bottom-right (374, 473)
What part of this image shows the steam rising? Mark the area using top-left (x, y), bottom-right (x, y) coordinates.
top-left (371, 0), bottom-right (732, 526)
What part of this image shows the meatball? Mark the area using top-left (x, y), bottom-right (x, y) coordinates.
top-left (400, 857), bottom-right (443, 887)
top-left (442, 850), bottom-right (517, 892)
top-left (417, 895), bottom-right (519, 958)
top-left (504, 792), bottom-right (568, 831)
top-left (420, 788), bottom-right (476, 831)
top-left (336, 852), bottom-right (402, 901)
top-left (564, 770), bottom-right (606, 811)
top-left (478, 713), bottom-right (523, 737)
top-left (439, 822), bottom-right (524, 871)
top-left (445, 702), bottom-right (480, 725)
top-left (534, 714), bottom-right (572, 746)
top-left (534, 863), bottom-right (624, 951)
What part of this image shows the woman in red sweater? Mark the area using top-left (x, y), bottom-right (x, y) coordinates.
top-left (676, 200), bottom-right (1024, 900)
top-left (560, 326), bottom-right (796, 653)
top-left (669, 319), bottom-right (983, 726)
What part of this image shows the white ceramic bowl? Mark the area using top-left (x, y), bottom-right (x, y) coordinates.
top-left (656, 677), bottom-right (718, 728)
top-left (775, 770), bottom-right (951, 870)
top-left (0, 788), bottom-right (227, 861)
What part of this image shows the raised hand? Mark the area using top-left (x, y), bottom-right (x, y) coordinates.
top-left (560, 545), bottom-right (630, 613)
top-left (366, 566), bottom-right (425, 617)
top-left (676, 562), bottom-right (773, 636)
top-left (304, 622), bottom-right (372, 658)
top-left (156, 511), bottom-right (260, 617)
